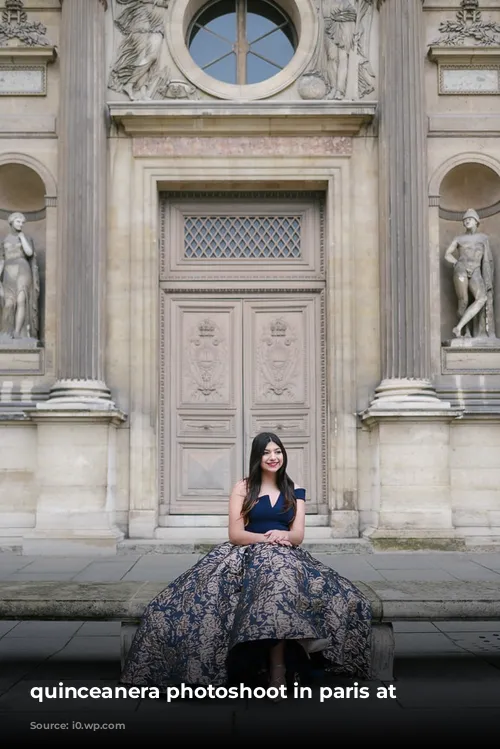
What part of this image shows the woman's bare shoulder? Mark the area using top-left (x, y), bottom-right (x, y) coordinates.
top-left (232, 478), bottom-right (248, 496)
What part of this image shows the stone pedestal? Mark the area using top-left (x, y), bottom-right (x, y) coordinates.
top-left (362, 415), bottom-right (456, 540)
top-left (450, 418), bottom-right (500, 542)
top-left (24, 409), bottom-right (125, 555)
top-left (0, 418), bottom-right (37, 546)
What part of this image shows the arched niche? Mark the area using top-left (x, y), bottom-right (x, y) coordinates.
top-left (438, 162), bottom-right (500, 343)
top-left (0, 162), bottom-right (48, 344)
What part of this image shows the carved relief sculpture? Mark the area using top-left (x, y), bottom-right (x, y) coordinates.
top-left (298, 0), bottom-right (376, 100)
top-left (108, 0), bottom-right (196, 101)
top-left (258, 318), bottom-right (298, 401)
top-left (444, 209), bottom-right (497, 342)
top-left (186, 318), bottom-right (227, 401)
top-left (433, 0), bottom-right (500, 47)
top-left (0, 212), bottom-right (40, 344)
top-left (0, 0), bottom-right (51, 47)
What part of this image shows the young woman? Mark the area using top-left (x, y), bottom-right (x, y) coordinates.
top-left (120, 433), bottom-right (372, 693)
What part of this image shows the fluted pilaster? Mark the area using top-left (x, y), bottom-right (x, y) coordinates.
top-left (369, 0), bottom-right (445, 409)
top-left (53, 0), bottom-right (110, 403)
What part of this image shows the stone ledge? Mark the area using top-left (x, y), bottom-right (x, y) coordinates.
top-left (109, 101), bottom-right (377, 138)
top-left (0, 47), bottom-right (56, 63)
top-left (428, 113), bottom-right (500, 136)
top-left (1, 580), bottom-right (500, 623)
top-left (118, 538), bottom-right (373, 555)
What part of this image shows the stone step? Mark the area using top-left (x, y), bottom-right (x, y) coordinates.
top-left (158, 514), bottom-right (330, 528)
top-left (118, 537), bottom-right (372, 555)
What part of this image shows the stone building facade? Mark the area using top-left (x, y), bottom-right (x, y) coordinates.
top-left (0, 0), bottom-right (500, 555)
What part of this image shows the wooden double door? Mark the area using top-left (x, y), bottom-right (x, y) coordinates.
top-left (158, 193), bottom-right (327, 516)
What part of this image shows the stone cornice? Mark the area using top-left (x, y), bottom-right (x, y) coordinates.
top-left (108, 101), bottom-right (377, 138)
top-left (59, 1), bottom-right (108, 7)
top-left (376, 0), bottom-right (424, 6)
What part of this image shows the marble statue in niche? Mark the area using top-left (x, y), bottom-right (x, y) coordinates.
top-left (0, 0), bottom-right (52, 47)
top-left (0, 212), bottom-right (40, 344)
top-left (444, 208), bottom-right (498, 343)
top-left (298, 0), bottom-right (376, 101)
top-left (108, 0), bottom-right (197, 101)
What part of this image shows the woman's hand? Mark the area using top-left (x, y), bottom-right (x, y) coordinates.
top-left (264, 530), bottom-right (292, 546)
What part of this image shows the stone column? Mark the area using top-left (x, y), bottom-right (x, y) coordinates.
top-left (360, 0), bottom-right (455, 541)
top-left (368, 0), bottom-right (446, 410)
top-left (27, 0), bottom-right (125, 555)
top-left (51, 0), bottom-right (111, 404)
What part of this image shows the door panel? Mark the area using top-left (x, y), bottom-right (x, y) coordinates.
top-left (166, 298), bottom-right (243, 514)
top-left (243, 297), bottom-right (321, 512)
top-left (162, 293), bottom-right (324, 514)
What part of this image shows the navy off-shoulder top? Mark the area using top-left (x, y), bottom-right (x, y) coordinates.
top-left (246, 487), bottom-right (306, 533)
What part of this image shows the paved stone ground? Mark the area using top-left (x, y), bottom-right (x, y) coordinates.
top-left (1, 551), bottom-right (500, 740)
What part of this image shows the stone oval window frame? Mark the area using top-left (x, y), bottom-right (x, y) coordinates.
top-left (167, 0), bottom-right (318, 100)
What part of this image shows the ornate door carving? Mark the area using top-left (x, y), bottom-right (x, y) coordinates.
top-left (159, 193), bottom-right (326, 516)
top-left (244, 298), bottom-right (323, 511)
top-left (161, 299), bottom-right (243, 515)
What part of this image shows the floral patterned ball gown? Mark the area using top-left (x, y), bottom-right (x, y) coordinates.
top-left (120, 488), bottom-right (372, 689)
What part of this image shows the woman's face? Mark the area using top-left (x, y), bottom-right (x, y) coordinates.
top-left (260, 441), bottom-right (283, 474)
top-left (11, 215), bottom-right (25, 232)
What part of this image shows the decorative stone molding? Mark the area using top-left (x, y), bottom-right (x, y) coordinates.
top-left (0, 1), bottom-right (56, 95)
top-left (428, 46), bottom-right (500, 96)
top-left (432, 1), bottom-right (500, 48)
top-left (0, 346), bottom-right (44, 375)
top-left (38, 379), bottom-right (120, 411)
top-left (132, 135), bottom-right (353, 158)
top-left (440, 199), bottom-right (500, 222)
top-left (0, 152), bottom-right (57, 196)
top-left (60, 0), bottom-right (109, 7)
top-left (428, 152), bottom-right (500, 197)
top-left (442, 344), bottom-right (500, 375)
top-left (0, 0), bottom-right (53, 47)
top-left (0, 206), bottom-right (45, 221)
top-left (109, 101), bottom-right (377, 137)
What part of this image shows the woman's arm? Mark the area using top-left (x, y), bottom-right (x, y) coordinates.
top-left (228, 480), bottom-right (269, 546)
top-left (287, 494), bottom-right (306, 546)
top-left (264, 486), bottom-right (306, 546)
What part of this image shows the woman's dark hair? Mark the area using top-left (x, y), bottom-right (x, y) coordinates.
top-left (241, 432), bottom-right (296, 526)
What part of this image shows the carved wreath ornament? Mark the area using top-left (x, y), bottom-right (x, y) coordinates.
top-left (0, 0), bottom-right (51, 47)
top-left (433, 0), bottom-right (500, 47)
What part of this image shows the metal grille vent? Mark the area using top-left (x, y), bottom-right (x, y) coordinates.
top-left (183, 215), bottom-right (302, 259)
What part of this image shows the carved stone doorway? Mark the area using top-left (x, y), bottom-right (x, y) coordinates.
top-left (158, 192), bottom-right (327, 519)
